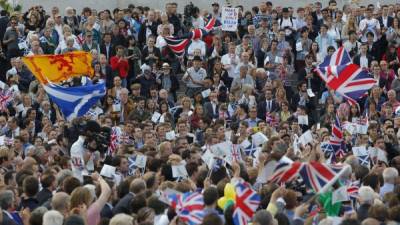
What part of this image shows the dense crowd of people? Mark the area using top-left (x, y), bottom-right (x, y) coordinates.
top-left (0, 1), bottom-right (400, 225)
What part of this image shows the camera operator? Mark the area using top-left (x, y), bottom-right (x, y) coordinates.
top-left (70, 120), bottom-right (102, 182)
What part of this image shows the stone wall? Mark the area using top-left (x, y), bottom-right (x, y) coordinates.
top-left (17, 0), bottom-right (395, 15)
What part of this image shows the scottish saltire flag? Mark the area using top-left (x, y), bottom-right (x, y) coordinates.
top-left (243, 142), bottom-right (258, 157)
top-left (357, 154), bottom-right (370, 167)
top-left (128, 155), bottom-right (138, 175)
top-left (212, 158), bottom-right (225, 172)
top-left (43, 81), bottom-right (105, 121)
top-left (316, 48), bottom-right (376, 104)
top-left (269, 162), bottom-right (304, 184)
top-left (167, 192), bottom-right (205, 225)
top-left (299, 162), bottom-right (347, 193)
top-left (233, 182), bottom-right (260, 225)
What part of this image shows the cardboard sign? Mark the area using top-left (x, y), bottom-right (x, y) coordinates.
top-left (221, 7), bottom-right (239, 31)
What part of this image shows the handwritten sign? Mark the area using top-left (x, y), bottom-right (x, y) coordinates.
top-left (221, 7), bottom-right (239, 31)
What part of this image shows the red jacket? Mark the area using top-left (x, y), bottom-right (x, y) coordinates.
top-left (110, 56), bottom-right (129, 78)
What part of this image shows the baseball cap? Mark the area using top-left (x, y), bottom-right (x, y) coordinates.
top-left (282, 7), bottom-right (289, 13)
top-left (212, 2), bottom-right (219, 7)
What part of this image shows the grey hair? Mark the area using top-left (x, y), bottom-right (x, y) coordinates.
top-left (383, 167), bottom-right (398, 183)
top-left (0, 190), bottom-right (14, 209)
top-left (43, 210), bottom-right (64, 225)
top-left (56, 169), bottom-right (73, 186)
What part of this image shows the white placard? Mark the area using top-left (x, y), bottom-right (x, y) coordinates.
top-left (0, 81), bottom-right (6, 90)
top-left (135, 155), bottom-right (147, 168)
top-left (224, 130), bottom-right (232, 141)
top-left (15, 104), bottom-right (24, 113)
top-left (275, 56), bottom-right (283, 64)
top-left (210, 141), bottom-right (232, 158)
top-left (201, 89), bottom-right (211, 98)
top-left (307, 89), bottom-right (315, 97)
top-left (201, 150), bottom-right (214, 169)
top-left (172, 164), bottom-right (188, 178)
top-left (352, 146), bottom-right (368, 157)
top-left (112, 103), bottom-right (121, 112)
top-left (100, 164), bottom-right (116, 178)
top-left (18, 41), bottom-right (28, 50)
top-left (151, 112), bottom-right (162, 123)
top-left (296, 42), bottom-right (303, 51)
top-left (298, 115), bottom-right (309, 125)
top-left (240, 139), bottom-right (251, 149)
top-left (298, 130), bottom-right (313, 146)
top-left (0, 136), bottom-right (4, 146)
top-left (356, 124), bottom-right (368, 134)
top-left (165, 131), bottom-right (176, 140)
top-left (332, 186), bottom-right (349, 204)
top-left (251, 132), bottom-right (269, 146)
top-left (221, 7), bottom-right (239, 31)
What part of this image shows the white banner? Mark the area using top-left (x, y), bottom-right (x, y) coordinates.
top-left (221, 7), bottom-right (239, 31)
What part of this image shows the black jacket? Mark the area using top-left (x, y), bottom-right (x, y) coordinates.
top-left (138, 21), bottom-right (158, 47)
top-left (99, 43), bottom-right (116, 62)
top-left (257, 99), bottom-right (280, 120)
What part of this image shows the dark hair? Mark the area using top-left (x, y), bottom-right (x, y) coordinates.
top-left (23, 176), bottom-right (39, 197)
top-left (201, 213), bottom-right (223, 225)
top-left (203, 186), bottom-right (219, 206)
top-left (41, 174), bottom-right (56, 189)
top-left (63, 176), bottom-right (81, 195)
top-left (362, 173), bottom-right (380, 191)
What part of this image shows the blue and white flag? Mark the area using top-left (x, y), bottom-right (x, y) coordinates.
top-left (43, 81), bottom-right (106, 121)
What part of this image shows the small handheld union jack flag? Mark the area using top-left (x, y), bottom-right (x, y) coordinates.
top-left (233, 181), bottom-right (261, 225)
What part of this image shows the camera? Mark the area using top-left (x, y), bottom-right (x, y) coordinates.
top-left (84, 125), bottom-right (111, 154)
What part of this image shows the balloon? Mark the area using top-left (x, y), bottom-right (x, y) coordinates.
top-left (217, 183), bottom-right (236, 210)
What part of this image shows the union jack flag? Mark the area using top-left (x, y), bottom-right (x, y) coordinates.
top-left (0, 89), bottom-right (13, 111)
top-left (266, 112), bottom-right (279, 127)
top-left (167, 192), bottom-right (205, 225)
top-left (164, 17), bottom-right (216, 56)
top-left (233, 182), bottom-right (261, 225)
top-left (315, 47), bottom-right (376, 104)
top-left (347, 181), bottom-right (360, 199)
top-left (299, 162), bottom-right (345, 193)
top-left (106, 127), bottom-right (118, 156)
top-left (268, 162), bottom-right (304, 184)
top-left (331, 114), bottom-right (343, 141)
top-left (319, 47), bottom-right (351, 69)
top-left (231, 144), bottom-right (242, 162)
top-left (164, 37), bottom-right (190, 56)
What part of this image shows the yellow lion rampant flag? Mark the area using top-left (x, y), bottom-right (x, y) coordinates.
top-left (22, 51), bottom-right (94, 84)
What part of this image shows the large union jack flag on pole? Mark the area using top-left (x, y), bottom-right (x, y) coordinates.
top-left (315, 47), bottom-right (376, 105)
top-left (233, 182), bottom-right (260, 225)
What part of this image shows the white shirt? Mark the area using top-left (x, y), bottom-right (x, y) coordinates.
top-left (70, 136), bottom-right (91, 182)
top-left (360, 55), bottom-right (369, 69)
top-left (183, 67), bottom-right (207, 88)
top-left (156, 36), bottom-right (167, 49)
top-left (221, 53), bottom-right (240, 78)
top-left (278, 17), bottom-right (296, 30)
top-left (187, 39), bottom-right (206, 57)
